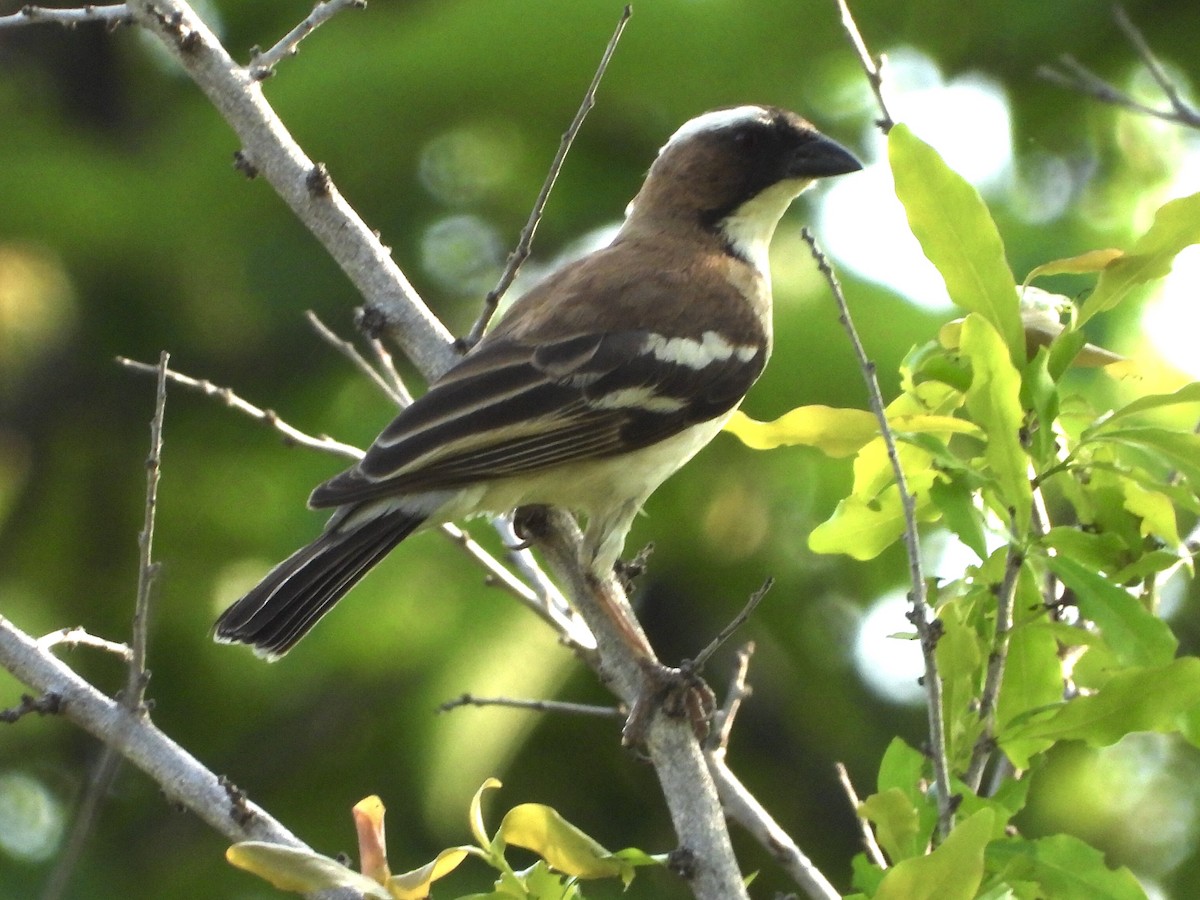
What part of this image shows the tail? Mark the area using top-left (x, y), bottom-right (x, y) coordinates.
top-left (214, 508), bottom-right (425, 658)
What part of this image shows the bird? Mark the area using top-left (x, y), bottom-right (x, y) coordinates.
top-left (215, 105), bottom-right (861, 659)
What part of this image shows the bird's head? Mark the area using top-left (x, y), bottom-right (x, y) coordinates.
top-left (624, 105), bottom-right (862, 271)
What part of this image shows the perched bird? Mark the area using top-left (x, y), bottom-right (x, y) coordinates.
top-left (216, 105), bottom-right (861, 658)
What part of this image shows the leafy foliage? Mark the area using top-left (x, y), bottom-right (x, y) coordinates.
top-left (226, 779), bottom-right (662, 899)
top-left (734, 125), bottom-right (1200, 897)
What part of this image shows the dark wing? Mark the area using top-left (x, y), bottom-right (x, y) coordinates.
top-left (308, 329), bottom-right (765, 508)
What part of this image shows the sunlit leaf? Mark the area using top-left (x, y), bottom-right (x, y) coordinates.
top-left (498, 803), bottom-right (627, 881)
top-left (226, 842), bottom-right (391, 897)
top-left (1088, 427), bottom-right (1200, 490)
top-left (1121, 478), bottom-right (1181, 545)
top-left (988, 833), bottom-right (1145, 899)
top-left (873, 809), bottom-right (994, 900)
top-left (723, 406), bottom-right (877, 456)
top-left (470, 778), bottom-right (502, 849)
top-left (808, 481), bottom-right (938, 560)
top-left (859, 788), bottom-right (923, 863)
top-left (386, 848), bottom-right (472, 900)
top-left (1024, 248), bottom-right (1125, 284)
top-left (1001, 657), bottom-right (1200, 767)
top-left (1047, 553), bottom-right (1176, 667)
top-left (1080, 191), bottom-right (1200, 325)
top-left (1098, 381), bottom-right (1200, 426)
top-left (889, 124), bottom-right (1023, 360)
top-left (959, 314), bottom-right (1032, 528)
top-left (995, 621), bottom-right (1065, 765)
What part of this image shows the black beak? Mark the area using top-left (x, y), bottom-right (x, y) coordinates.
top-left (789, 131), bottom-right (863, 179)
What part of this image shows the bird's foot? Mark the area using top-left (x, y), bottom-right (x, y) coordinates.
top-left (621, 657), bottom-right (715, 748)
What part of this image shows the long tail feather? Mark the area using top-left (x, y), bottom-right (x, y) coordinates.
top-left (214, 509), bottom-right (425, 658)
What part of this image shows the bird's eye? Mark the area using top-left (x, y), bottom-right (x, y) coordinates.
top-left (731, 128), bottom-right (761, 150)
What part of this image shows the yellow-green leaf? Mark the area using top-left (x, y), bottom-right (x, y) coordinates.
top-left (723, 406), bottom-right (877, 456)
top-left (959, 314), bottom-right (1032, 529)
top-left (498, 803), bottom-right (627, 881)
top-left (1024, 248), bottom-right (1124, 284)
top-left (889, 124), bottom-right (1023, 361)
top-left (1080, 191), bottom-right (1200, 325)
top-left (470, 777), bottom-right (502, 849)
top-left (873, 809), bottom-right (994, 900)
top-left (859, 788), bottom-right (923, 862)
top-left (226, 842), bottom-right (391, 898)
top-left (385, 848), bottom-right (471, 900)
top-left (1002, 658), bottom-right (1200, 768)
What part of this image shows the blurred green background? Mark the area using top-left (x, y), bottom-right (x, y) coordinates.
top-left (2, 0), bottom-right (1200, 897)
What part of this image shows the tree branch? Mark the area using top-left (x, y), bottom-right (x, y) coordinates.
top-left (0, 4), bottom-right (133, 28)
top-left (248, 0), bottom-right (366, 79)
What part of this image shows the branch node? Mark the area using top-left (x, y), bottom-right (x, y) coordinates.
top-left (306, 162), bottom-right (332, 197)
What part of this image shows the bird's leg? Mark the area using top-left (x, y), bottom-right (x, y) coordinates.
top-left (514, 505), bottom-right (714, 745)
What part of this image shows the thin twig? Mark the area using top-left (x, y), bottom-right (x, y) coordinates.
top-left (437, 693), bottom-right (623, 718)
top-left (37, 628), bottom-right (131, 661)
top-left (964, 538), bottom-right (1023, 792)
top-left (835, 0), bottom-right (894, 132)
top-left (802, 229), bottom-right (953, 838)
top-left (127, 350), bottom-right (168, 714)
top-left (707, 757), bottom-right (841, 900)
top-left (691, 579), bottom-right (773, 670)
top-left (835, 762), bottom-right (888, 869)
top-left (0, 4), bottom-right (133, 28)
top-left (1, 692), bottom-right (63, 723)
top-left (709, 642), bottom-right (754, 752)
top-left (248, 0), bottom-right (367, 79)
top-left (458, 4), bottom-right (632, 350)
top-left (42, 352), bottom-right (170, 900)
top-left (305, 310), bottom-right (407, 406)
top-left (116, 356), bottom-right (365, 460)
top-left (1037, 7), bottom-right (1200, 130)
top-left (116, 357), bottom-right (593, 650)
top-left (365, 336), bottom-right (413, 406)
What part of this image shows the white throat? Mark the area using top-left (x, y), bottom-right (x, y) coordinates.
top-left (717, 178), bottom-right (812, 283)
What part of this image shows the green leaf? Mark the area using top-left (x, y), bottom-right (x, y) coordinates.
top-left (1080, 191), bottom-right (1200, 326)
top-left (1100, 381), bottom-right (1200, 426)
top-left (386, 848), bottom-right (471, 900)
top-left (808, 481), bottom-right (939, 559)
top-left (1046, 553), bottom-right (1176, 667)
top-left (470, 777), bottom-right (502, 851)
top-left (1089, 427), bottom-right (1200, 490)
top-left (929, 477), bottom-right (988, 560)
top-left (860, 788), bottom-right (923, 863)
top-left (225, 843), bottom-right (391, 898)
top-left (889, 124), bottom-right (1023, 360)
top-left (873, 809), bottom-right (994, 900)
top-left (987, 834), bottom-right (1146, 899)
top-left (995, 621), bottom-right (1067, 765)
top-left (1121, 478), bottom-right (1181, 545)
top-left (723, 406), bottom-right (877, 456)
top-left (1001, 657), bottom-right (1200, 767)
top-left (498, 803), bottom-right (628, 881)
top-left (1024, 248), bottom-right (1125, 284)
top-left (959, 314), bottom-right (1033, 529)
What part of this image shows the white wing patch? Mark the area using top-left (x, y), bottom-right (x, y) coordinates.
top-left (588, 387), bottom-right (688, 413)
top-left (644, 331), bottom-right (759, 370)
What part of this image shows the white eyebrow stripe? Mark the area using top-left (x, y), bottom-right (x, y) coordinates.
top-left (661, 106), bottom-right (772, 152)
top-left (643, 331), bottom-right (760, 370)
